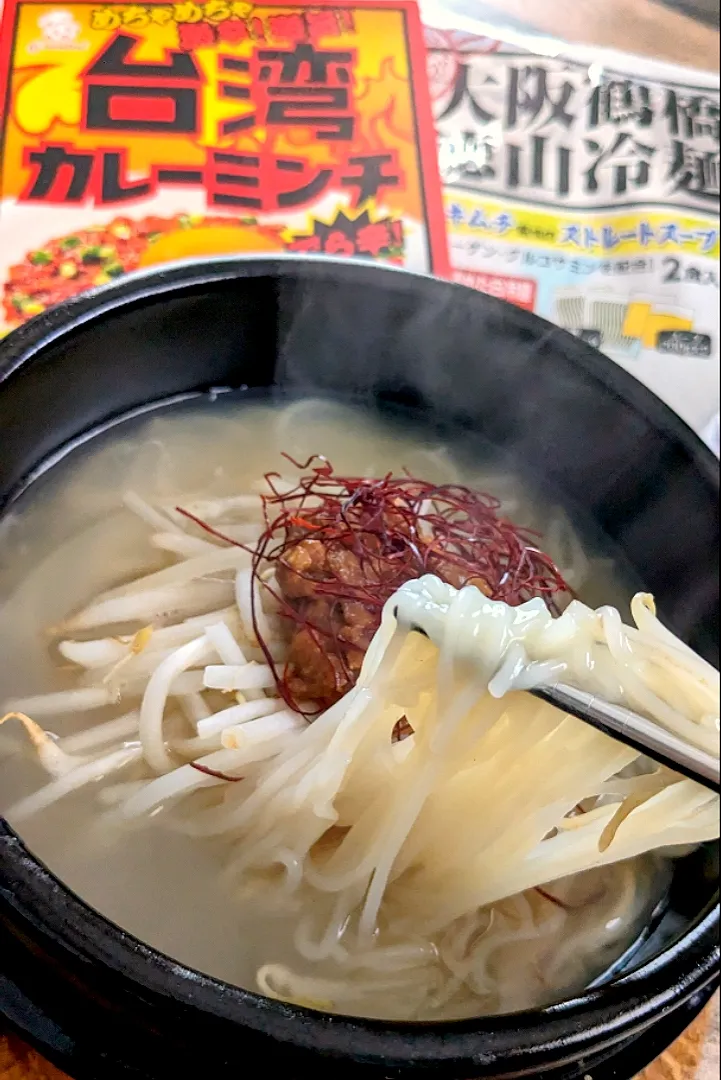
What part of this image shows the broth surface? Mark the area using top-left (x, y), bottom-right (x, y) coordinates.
top-left (0, 396), bottom-right (667, 1015)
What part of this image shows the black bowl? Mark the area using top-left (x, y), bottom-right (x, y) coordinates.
top-left (0, 257), bottom-right (718, 1080)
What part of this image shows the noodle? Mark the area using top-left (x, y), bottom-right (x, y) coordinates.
top-left (0, 406), bottom-right (717, 1021)
top-left (4, 572), bottom-right (716, 1016)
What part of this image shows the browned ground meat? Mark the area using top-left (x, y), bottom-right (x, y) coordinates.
top-left (338, 601), bottom-right (378, 649)
top-left (434, 561), bottom-right (493, 595)
top-left (265, 470), bottom-right (568, 709)
top-left (276, 529), bottom-right (491, 707)
top-left (277, 539), bottom-right (380, 704)
top-left (276, 538), bottom-right (329, 599)
top-left (285, 629), bottom-right (355, 702)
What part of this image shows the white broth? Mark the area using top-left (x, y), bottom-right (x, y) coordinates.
top-left (0, 397), bottom-right (679, 1018)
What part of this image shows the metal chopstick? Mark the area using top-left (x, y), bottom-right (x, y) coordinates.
top-left (532, 683), bottom-right (720, 793)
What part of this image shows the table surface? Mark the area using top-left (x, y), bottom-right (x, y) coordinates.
top-left (0, 0), bottom-right (718, 1077)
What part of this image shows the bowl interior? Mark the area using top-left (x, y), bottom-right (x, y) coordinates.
top-left (0, 257), bottom-right (718, 1075)
top-left (2, 259), bottom-right (717, 659)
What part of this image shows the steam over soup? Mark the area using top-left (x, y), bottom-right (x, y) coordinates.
top-left (1, 399), bottom-right (718, 1021)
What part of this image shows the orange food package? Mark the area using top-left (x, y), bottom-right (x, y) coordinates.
top-left (0, 0), bottom-right (449, 335)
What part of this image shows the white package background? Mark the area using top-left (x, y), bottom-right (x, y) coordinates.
top-left (421, 0), bottom-right (720, 438)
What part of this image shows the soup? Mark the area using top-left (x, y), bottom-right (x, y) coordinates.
top-left (0, 398), bottom-right (717, 1021)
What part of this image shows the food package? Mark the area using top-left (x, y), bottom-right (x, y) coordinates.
top-left (0, 0), bottom-right (449, 337)
top-left (422, 0), bottom-right (720, 434)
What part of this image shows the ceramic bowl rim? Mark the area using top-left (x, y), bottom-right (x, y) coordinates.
top-left (0, 256), bottom-right (718, 1071)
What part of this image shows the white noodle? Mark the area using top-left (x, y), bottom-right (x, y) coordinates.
top-left (177, 693), bottom-right (211, 725)
top-left (139, 637), bottom-right (213, 773)
top-left (203, 664), bottom-right (276, 692)
top-left (6, 745), bottom-right (142, 821)
top-left (60, 711), bottom-right (140, 754)
top-left (118, 748), bottom-right (248, 817)
top-left (4, 687), bottom-right (118, 717)
top-left (235, 567), bottom-right (274, 645)
top-left (181, 607), bottom-right (241, 630)
top-left (123, 491), bottom-right (183, 534)
top-left (100, 547), bottom-right (250, 600)
top-left (150, 532), bottom-right (218, 557)
top-left (220, 710), bottom-right (304, 749)
top-left (58, 614), bottom-right (241, 676)
top-left (204, 621), bottom-right (249, 665)
top-left (244, 642), bottom-right (289, 664)
top-left (196, 697), bottom-right (283, 739)
top-left (204, 620), bottom-right (265, 701)
top-left (131, 609), bottom-right (243, 653)
top-left (168, 494), bottom-right (262, 521)
top-left (210, 523), bottom-right (263, 544)
top-left (126, 670), bottom-right (205, 698)
top-left (172, 732), bottom-right (224, 756)
top-left (58, 639), bottom-right (127, 669)
top-left (4, 456), bottom-right (719, 1023)
top-left (60, 581), bottom-right (234, 632)
top-left (0, 712), bottom-right (90, 777)
top-left (97, 780), bottom-right (148, 807)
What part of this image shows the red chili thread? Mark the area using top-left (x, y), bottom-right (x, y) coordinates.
top-left (535, 887), bottom-right (571, 911)
top-left (190, 762), bottom-right (245, 783)
top-left (179, 456), bottom-right (572, 716)
top-left (289, 516), bottom-right (322, 530)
